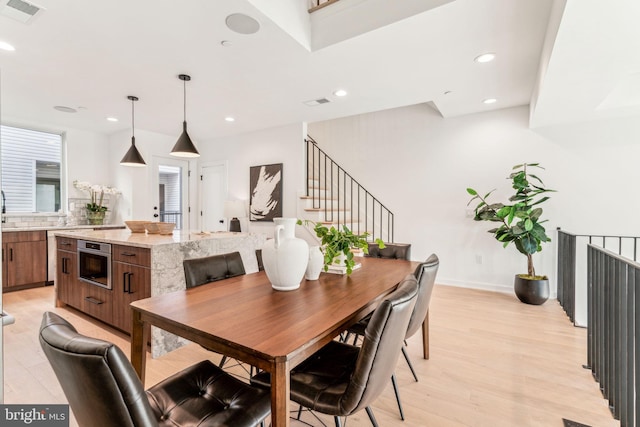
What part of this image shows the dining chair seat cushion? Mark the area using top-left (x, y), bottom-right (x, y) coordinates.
top-left (366, 243), bottom-right (411, 260)
top-left (147, 360), bottom-right (271, 427)
top-left (251, 340), bottom-right (359, 415)
top-left (183, 251), bottom-right (246, 288)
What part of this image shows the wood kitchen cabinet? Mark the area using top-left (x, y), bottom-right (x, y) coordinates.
top-left (56, 236), bottom-right (82, 309)
top-left (112, 244), bottom-right (150, 333)
top-left (82, 283), bottom-right (113, 324)
top-left (3, 231), bottom-right (47, 292)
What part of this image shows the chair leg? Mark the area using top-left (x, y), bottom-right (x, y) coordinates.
top-left (352, 333), bottom-right (359, 346)
top-left (390, 373), bottom-right (405, 420)
top-left (334, 416), bottom-right (343, 427)
top-left (297, 405), bottom-right (303, 420)
top-left (401, 345), bottom-right (418, 382)
top-left (219, 355), bottom-right (227, 368)
top-left (365, 407), bottom-right (379, 427)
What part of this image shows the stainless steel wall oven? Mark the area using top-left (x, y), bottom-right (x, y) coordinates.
top-left (78, 240), bottom-right (111, 289)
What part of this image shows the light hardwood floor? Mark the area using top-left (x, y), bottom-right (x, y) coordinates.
top-left (3, 284), bottom-right (619, 427)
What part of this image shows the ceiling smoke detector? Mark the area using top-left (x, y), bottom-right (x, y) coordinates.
top-left (1, 0), bottom-right (44, 24)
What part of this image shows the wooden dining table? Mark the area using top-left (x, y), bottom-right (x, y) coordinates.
top-left (130, 256), bottom-right (422, 427)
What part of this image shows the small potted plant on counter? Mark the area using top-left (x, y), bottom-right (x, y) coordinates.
top-left (298, 219), bottom-right (385, 275)
top-left (466, 163), bottom-right (555, 305)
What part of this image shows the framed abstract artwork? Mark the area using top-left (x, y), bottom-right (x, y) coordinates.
top-left (249, 163), bottom-right (283, 221)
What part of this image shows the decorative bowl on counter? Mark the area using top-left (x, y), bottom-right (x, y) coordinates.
top-left (144, 222), bottom-right (176, 235)
top-left (125, 220), bottom-right (152, 233)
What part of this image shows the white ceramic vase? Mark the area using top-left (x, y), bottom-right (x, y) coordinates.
top-left (262, 218), bottom-right (309, 291)
top-left (305, 246), bottom-right (324, 280)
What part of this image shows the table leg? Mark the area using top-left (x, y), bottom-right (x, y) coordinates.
top-left (131, 309), bottom-right (147, 381)
top-left (271, 359), bottom-right (290, 427)
top-left (422, 311), bottom-right (430, 360)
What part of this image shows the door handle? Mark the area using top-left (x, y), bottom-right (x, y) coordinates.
top-left (123, 272), bottom-right (134, 294)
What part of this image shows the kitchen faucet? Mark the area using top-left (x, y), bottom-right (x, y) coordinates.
top-left (1, 190), bottom-right (5, 223)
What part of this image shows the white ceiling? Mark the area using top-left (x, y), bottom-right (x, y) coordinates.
top-left (0, 0), bottom-right (634, 142)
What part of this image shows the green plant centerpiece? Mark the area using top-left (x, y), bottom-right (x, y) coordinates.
top-left (297, 219), bottom-right (385, 275)
top-left (466, 163), bottom-right (555, 304)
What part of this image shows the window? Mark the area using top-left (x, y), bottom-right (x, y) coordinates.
top-left (1, 125), bottom-right (63, 213)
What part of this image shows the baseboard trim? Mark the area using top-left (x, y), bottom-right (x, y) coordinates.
top-left (437, 278), bottom-right (558, 299)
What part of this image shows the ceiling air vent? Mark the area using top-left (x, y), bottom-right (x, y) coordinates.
top-left (303, 98), bottom-right (331, 107)
top-left (1, 0), bottom-right (43, 24)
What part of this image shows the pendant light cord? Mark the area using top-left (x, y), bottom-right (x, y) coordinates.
top-left (131, 98), bottom-right (135, 138)
top-left (183, 78), bottom-right (187, 121)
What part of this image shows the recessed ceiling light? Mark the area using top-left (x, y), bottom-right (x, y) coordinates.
top-left (475, 53), bottom-right (496, 63)
top-left (106, 117), bottom-right (118, 122)
top-left (225, 116), bottom-right (235, 122)
top-left (333, 89), bottom-right (348, 97)
top-left (221, 40), bottom-right (232, 47)
top-left (225, 13), bottom-right (260, 34)
top-left (483, 98), bottom-right (497, 104)
top-left (0, 41), bottom-right (15, 51)
top-left (53, 106), bottom-right (77, 113)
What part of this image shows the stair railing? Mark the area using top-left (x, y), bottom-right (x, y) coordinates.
top-left (305, 136), bottom-right (394, 243)
top-left (587, 244), bottom-right (639, 427)
top-left (557, 228), bottom-right (640, 324)
top-left (308, 0), bottom-right (340, 13)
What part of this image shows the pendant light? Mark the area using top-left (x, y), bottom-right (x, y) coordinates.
top-left (170, 74), bottom-right (200, 157)
top-left (120, 96), bottom-right (146, 167)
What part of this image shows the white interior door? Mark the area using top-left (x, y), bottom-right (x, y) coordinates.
top-left (151, 156), bottom-right (189, 230)
top-left (200, 162), bottom-right (227, 232)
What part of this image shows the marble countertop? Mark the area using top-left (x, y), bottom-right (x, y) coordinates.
top-left (2, 224), bottom-right (125, 232)
top-left (52, 228), bottom-right (254, 248)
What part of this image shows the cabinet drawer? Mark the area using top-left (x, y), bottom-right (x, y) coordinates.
top-left (113, 245), bottom-right (150, 267)
top-left (83, 284), bottom-right (113, 324)
top-left (3, 230), bottom-right (46, 243)
top-left (56, 237), bottom-right (77, 251)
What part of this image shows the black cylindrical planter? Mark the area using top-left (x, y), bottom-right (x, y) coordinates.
top-left (514, 275), bottom-right (549, 305)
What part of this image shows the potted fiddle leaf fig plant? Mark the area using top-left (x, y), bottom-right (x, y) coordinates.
top-left (466, 163), bottom-right (555, 305)
top-left (297, 219), bottom-right (385, 275)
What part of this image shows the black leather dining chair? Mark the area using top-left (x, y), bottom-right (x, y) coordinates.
top-left (365, 242), bottom-right (411, 260)
top-left (251, 273), bottom-right (419, 427)
top-left (183, 251), bottom-right (253, 375)
top-left (183, 251), bottom-right (246, 288)
top-left (346, 253), bottom-right (440, 420)
top-left (39, 311), bottom-right (270, 427)
top-left (256, 249), bottom-right (264, 271)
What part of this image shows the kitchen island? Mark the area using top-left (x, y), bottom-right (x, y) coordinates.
top-left (53, 228), bottom-right (267, 357)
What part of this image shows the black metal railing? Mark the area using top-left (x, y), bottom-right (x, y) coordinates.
top-left (305, 136), bottom-right (394, 243)
top-left (557, 229), bottom-right (640, 324)
top-left (587, 244), bottom-right (638, 426)
top-left (160, 211), bottom-right (182, 230)
top-left (308, 0), bottom-right (339, 12)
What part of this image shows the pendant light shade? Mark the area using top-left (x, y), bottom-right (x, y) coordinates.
top-left (171, 74), bottom-right (200, 157)
top-left (120, 96), bottom-right (146, 167)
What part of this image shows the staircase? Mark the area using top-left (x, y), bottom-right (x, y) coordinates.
top-left (298, 136), bottom-right (394, 243)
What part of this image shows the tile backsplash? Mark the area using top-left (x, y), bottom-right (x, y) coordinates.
top-left (1, 197), bottom-right (114, 228)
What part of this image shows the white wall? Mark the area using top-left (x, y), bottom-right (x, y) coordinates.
top-left (198, 122), bottom-right (307, 237)
top-left (309, 104), bottom-right (640, 296)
